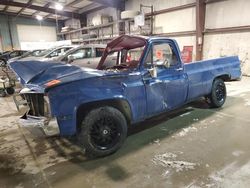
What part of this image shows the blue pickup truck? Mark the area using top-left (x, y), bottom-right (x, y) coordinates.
top-left (9, 35), bottom-right (241, 157)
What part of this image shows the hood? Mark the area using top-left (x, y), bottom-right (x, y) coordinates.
top-left (9, 60), bottom-right (106, 90)
top-left (18, 56), bottom-right (47, 61)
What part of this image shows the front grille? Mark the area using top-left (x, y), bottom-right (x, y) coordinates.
top-left (24, 94), bottom-right (49, 117)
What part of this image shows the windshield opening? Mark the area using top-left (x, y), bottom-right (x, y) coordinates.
top-left (101, 46), bottom-right (145, 71)
top-left (97, 35), bottom-right (147, 71)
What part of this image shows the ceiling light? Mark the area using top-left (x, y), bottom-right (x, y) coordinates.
top-left (55, 3), bottom-right (63, 11)
top-left (36, 15), bottom-right (43, 21)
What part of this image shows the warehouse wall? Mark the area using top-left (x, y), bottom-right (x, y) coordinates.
top-left (64, 18), bottom-right (82, 40)
top-left (126, 0), bottom-right (250, 73)
top-left (87, 7), bottom-right (119, 39)
top-left (125, 0), bottom-right (197, 59)
top-left (204, 0), bottom-right (250, 75)
top-left (0, 14), bottom-right (56, 51)
top-left (125, 0), bottom-right (195, 11)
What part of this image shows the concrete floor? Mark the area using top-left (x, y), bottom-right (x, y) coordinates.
top-left (1, 77), bottom-right (250, 188)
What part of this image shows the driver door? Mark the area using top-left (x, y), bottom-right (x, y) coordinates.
top-left (143, 41), bottom-right (188, 116)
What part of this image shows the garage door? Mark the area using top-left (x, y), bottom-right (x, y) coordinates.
top-left (17, 24), bottom-right (57, 43)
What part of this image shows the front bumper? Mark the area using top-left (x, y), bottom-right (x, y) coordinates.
top-left (15, 89), bottom-right (60, 136)
top-left (20, 113), bottom-right (60, 136)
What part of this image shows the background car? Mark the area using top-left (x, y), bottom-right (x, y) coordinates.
top-left (8, 49), bottom-right (45, 62)
top-left (55, 44), bottom-right (117, 69)
top-left (57, 44), bottom-right (106, 68)
top-left (18, 46), bottom-right (75, 61)
top-left (0, 50), bottom-right (28, 64)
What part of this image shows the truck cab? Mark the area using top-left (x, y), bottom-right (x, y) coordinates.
top-left (98, 35), bottom-right (188, 115)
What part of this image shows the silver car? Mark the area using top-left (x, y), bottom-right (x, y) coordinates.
top-left (16, 46), bottom-right (75, 62)
top-left (57, 44), bottom-right (108, 68)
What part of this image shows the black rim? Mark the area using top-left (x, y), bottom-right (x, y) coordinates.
top-left (215, 82), bottom-right (225, 102)
top-left (90, 116), bottom-right (121, 150)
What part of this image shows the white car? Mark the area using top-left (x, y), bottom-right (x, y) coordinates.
top-left (56, 44), bottom-right (112, 69)
top-left (15, 46), bottom-right (75, 62)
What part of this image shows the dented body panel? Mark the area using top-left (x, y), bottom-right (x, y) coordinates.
top-left (9, 35), bottom-right (241, 136)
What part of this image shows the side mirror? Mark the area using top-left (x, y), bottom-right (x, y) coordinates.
top-left (67, 55), bottom-right (74, 64)
top-left (148, 66), bottom-right (157, 78)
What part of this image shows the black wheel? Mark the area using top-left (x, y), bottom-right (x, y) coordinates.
top-left (0, 89), bottom-right (6, 97)
top-left (78, 106), bottom-right (127, 157)
top-left (0, 59), bottom-right (6, 67)
top-left (6, 87), bottom-right (15, 95)
top-left (208, 78), bottom-right (226, 108)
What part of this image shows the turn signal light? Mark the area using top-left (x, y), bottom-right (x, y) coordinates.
top-left (45, 79), bottom-right (61, 87)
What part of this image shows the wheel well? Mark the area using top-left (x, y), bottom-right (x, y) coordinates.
top-left (76, 99), bottom-right (132, 130)
top-left (215, 74), bottom-right (231, 82)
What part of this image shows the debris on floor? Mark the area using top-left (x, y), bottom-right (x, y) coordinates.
top-left (173, 127), bottom-right (198, 137)
top-left (152, 152), bottom-right (198, 175)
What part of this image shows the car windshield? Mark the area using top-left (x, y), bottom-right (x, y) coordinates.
top-left (34, 48), bottom-right (55, 57)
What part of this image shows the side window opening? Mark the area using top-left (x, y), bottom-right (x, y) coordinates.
top-left (96, 48), bottom-right (105, 57)
top-left (144, 42), bottom-right (178, 69)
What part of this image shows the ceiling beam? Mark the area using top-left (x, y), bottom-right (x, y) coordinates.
top-left (32, 3), bottom-right (50, 17)
top-left (79, 2), bottom-right (107, 14)
top-left (88, 0), bottom-right (122, 9)
top-left (0, 0), bottom-right (80, 18)
top-left (66, 0), bottom-right (84, 7)
top-left (81, 5), bottom-right (107, 15)
top-left (32, 2), bottom-right (50, 17)
top-left (3, 5), bottom-right (9, 12)
top-left (43, 13), bottom-right (52, 20)
top-left (17, 0), bottom-right (33, 16)
top-left (0, 11), bottom-right (55, 22)
top-left (33, 0), bottom-right (82, 21)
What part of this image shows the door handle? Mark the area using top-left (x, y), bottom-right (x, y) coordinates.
top-left (176, 67), bottom-right (183, 71)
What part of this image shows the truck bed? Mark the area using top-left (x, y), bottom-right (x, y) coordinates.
top-left (184, 56), bottom-right (241, 101)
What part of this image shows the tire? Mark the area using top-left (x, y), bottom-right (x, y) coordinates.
top-left (78, 106), bottom-right (128, 157)
top-left (208, 78), bottom-right (226, 108)
top-left (0, 59), bottom-right (6, 67)
top-left (6, 87), bottom-right (15, 95)
top-left (0, 89), bottom-right (6, 97)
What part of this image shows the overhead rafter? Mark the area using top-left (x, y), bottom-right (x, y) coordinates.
top-left (32, 2), bottom-right (50, 17)
top-left (17, 0), bottom-right (33, 16)
top-left (3, 5), bottom-right (9, 12)
top-left (42, 0), bottom-right (85, 20)
top-left (43, 13), bottom-right (52, 20)
top-left (66, 0), bottom-right (84, 7)
top-left (0, 10), bottom-right (55, 22)
top-left (79, 3), bottom-right (107, 14)
top-left (88, 0), bottom-right (123, 9)
top-left (0, 0), bottom-right (80, 18)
